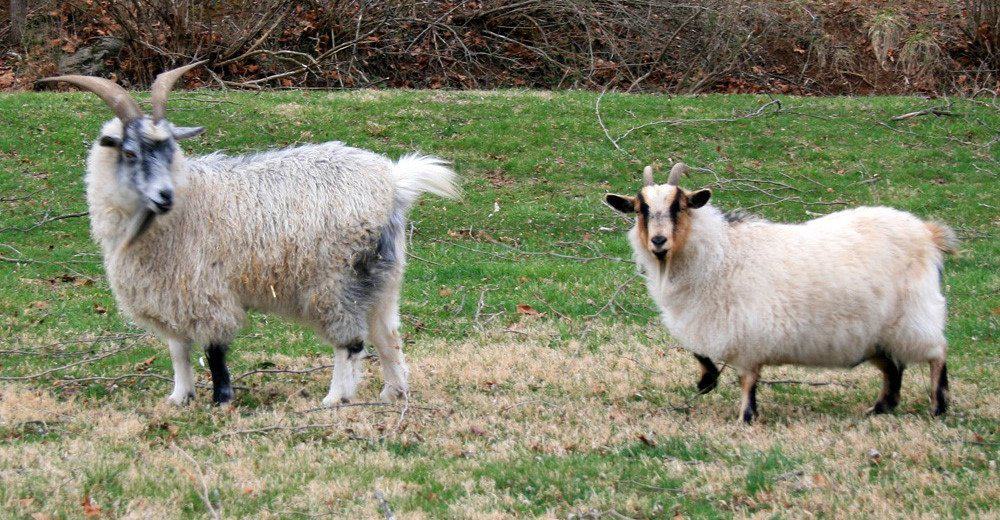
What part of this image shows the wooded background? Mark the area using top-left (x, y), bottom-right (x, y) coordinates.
top-left (2, 0), bottom-right (998, 94)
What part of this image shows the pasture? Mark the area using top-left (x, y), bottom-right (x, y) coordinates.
top-left (0, 91), bottom-right (997, 518)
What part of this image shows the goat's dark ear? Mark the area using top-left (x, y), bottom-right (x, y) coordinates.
top-left (171, 125), bottom-right (205, 140)
top-left (98, 135), bottom-right (121, 148)
top-left (689, 189), bottom-right (711, 209)
top-left (605, 193), bottom-right (636, 213)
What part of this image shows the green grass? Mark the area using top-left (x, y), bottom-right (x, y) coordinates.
top-left (0, 90), bottom-right (997, 518)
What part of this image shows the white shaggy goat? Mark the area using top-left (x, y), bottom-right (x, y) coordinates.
top-left (40, 63), bottom-right (460, 407)
top-left (605, 163), bottom-right (956, 423)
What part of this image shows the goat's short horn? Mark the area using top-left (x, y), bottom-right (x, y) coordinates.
top-left (643, 165), bottom-right (655, 186)
top-left (667, 162), bottom-right (689, 185)
top-left (150, 60), bottom-right (207, 121)
top-left (36, 75), bottom-right (142, 123)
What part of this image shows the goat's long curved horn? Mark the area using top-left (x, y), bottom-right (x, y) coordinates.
top-left (37, 75), bottom-right (142, 123)
top-left (150, 60), bottom-right (206, 121)
top-left (667, 162), bottom-right (689, 185)
top-left (643, 166), bottom-right (655, 186)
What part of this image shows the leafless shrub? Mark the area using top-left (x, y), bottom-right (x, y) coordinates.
top-left (899, 28), bottom-right (946, 83)
top-left (868, 9), bottom-right (907, 71)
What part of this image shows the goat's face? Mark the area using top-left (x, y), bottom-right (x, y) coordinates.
top-left (605, 180), bottom-right (711, 261)
top-left (99, 117), bottom-right (204, 215)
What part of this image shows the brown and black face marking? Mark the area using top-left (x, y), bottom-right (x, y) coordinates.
top-left (605, 184), bottom-right (711, 262)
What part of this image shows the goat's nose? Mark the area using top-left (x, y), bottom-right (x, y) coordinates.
top-left (651, 235), bottom-right (667, 247)
top-left (157, 189), bottom-right (173, 210)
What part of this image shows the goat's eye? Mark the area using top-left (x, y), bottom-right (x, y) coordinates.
top-left (122, 150), bottom-right (137, 161)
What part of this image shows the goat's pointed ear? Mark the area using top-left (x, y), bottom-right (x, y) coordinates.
top-left (689, 189), bottom-right (712, 208)
top-left (98, 135), bottom-right (121, 148)
top-left (170, 125), bottom-right (205, 140)
top-left (605, 193), bottom-right (636, 213)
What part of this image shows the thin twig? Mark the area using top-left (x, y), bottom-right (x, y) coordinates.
top-left (0, 344), bottom-right (137, 381)
top-left (171, 443), bottom-right (222, 520)
top-left (232, 364), bottom-right (334, 383)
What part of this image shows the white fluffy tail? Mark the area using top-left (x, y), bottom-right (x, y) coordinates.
top-left (391, 153), bottom-right (461, 210)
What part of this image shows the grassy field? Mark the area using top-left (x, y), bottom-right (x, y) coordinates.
top-left (0, 90), bottom-right (997, 518)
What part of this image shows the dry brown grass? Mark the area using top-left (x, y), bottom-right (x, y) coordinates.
top-left (1, 322), bottom-right (997, 518)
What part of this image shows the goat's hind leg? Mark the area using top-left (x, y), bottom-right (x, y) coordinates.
top-left (694, 354), bottom-right (720, 394)
top-left (867, 352), bottom-right (904, 415)
top-left (368, 283), bottom-right (409, 403)
top-left (738, 367), bottom-right (760, 424)
top-left (929, 358), bottom-right (948, 417)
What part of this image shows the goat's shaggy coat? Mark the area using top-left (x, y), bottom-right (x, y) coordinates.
top-left (86, 120), bottom-right (458, 406)
top-left (607, 164), bottom-right (955, 422)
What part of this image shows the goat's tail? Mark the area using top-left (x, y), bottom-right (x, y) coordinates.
top-left (391, 153), bottom-right (461, 210)
top-left (925, 221), bottom-right (959, 255)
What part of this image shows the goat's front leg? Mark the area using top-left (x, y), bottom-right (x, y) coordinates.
top-left (205, 343), bottom-right (233, 405)
top-left (694, 354), bottom-right (720, 394)
top-left (738, 367), bottom-right (760, 424)
top-left (166, 338), bottom-right (195, 406)
top-left (323, 340), bottom-right (365, 406)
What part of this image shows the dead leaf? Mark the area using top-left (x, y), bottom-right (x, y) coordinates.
top-left (81, 495), bottom-right (102, 518)
top-left (93, 304), bottom-right (107, 315)
top-left (867, 448), bottom-right (882, 464)
top-left (438, 288), bottom-right (453, 297)
top-left (134, 356), bottom-right (156, 372)
top-left (515, 304), bottom-right (543, 317)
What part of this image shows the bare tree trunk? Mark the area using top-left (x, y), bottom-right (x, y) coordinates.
top-left (9, 0), bottom-right (27, 46)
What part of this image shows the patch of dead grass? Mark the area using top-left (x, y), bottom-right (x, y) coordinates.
top-left (0, 322), bottom-right (996, 518)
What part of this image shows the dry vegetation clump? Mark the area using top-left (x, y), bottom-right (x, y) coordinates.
top-left (1, 0), bottom-right (997, 94)
top-left (1, 322), bottom-right (996, 518)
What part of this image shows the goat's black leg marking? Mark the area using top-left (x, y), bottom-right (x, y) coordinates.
top-left (345, 340), bottom-right (365, 359)
top-left (206, 343), bottom-right (233, 405)
top-left (869, 353), bottom-right (904, 415)
top-left (694, 354), bottom-right (719, 394)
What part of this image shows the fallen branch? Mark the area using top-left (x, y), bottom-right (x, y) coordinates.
top-left (232, 364), bottom-right (334, 383)
top-left (890, 104), bottom-right (955, 121)
top-left (1, 211), bottom-right (88, 233)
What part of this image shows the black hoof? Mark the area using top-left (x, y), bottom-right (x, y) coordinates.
top-left (697, 373), bottom-right (719, 394)
top-left (212, 386), bottom-right (234, 406)
top-left (932, 402), bottom-right (948, 417)
top-left (867, 394), bottom-right (900, 415)
top-left (741, 408), bottom-right (757, 424)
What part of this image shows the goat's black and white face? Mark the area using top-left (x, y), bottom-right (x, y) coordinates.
top-left (39, 61), bottom-right (206, 245)
top-left (99, 117), bottom-right (203, 215)
top-left (605, 163), bottom-right (711, 261)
